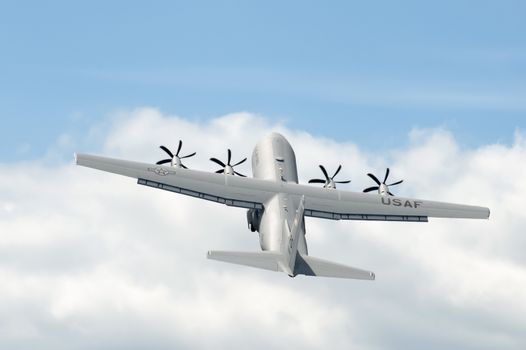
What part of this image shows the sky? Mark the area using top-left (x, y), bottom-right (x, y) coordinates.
top-left (1, 1), bottom-right (525, 162)
top-left (1, 1), bottom-right (526, 349)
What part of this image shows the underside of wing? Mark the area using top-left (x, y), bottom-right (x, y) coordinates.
top-left (280, 182), bottom-right (490, 222)
top-left (76, 154), bottom-right (490, 222)
top-left (75, 154), bottom-right (272, 210)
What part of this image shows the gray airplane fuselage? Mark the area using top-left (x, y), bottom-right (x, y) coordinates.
top-left (251, 133), bottom-right (308, 257)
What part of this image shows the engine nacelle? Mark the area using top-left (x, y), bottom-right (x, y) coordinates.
top-left (246, 208), bottom-right (263, 232)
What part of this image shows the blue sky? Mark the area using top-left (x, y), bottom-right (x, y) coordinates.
top-left (1, 1), bottom-right (525, 161)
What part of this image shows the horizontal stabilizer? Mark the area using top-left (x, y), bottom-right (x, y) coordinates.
top-left (294, 254), bottom-right (375, 280)
top-left (207, 250), bottom-right (282, 272)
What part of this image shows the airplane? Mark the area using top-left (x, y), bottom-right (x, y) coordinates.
top-left (76, 132), bottom-right (490, 280)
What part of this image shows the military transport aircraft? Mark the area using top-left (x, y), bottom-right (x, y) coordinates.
top-left (76, 132), bottom-right (490, 280)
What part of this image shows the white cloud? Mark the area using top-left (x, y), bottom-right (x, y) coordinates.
top-left (0, 109), bottom-right (525, 349)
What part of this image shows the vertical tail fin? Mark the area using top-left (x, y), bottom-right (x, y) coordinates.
top-left (284, 195), bottom-right (305, 274)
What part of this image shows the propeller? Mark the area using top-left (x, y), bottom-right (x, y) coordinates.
top-left (308, 165), bottom-right (351, 189)
top-left (363, 168), bottom-right (403, 196)
top-left (156, 140), bottom-right (196, 169)
top-left (210, 149), bottom-right (247, 177)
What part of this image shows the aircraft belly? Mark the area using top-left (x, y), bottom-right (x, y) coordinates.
top-left (258, 195), bottom-right (282, 251)
top-left (252, 133), bottom-right (305, 255)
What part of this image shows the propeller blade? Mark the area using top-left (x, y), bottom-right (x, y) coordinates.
top-left (180, 152), bottom-right (196, 159)
top-left (210, 157), bottom-right (226, 167)
top-left (332, 164), bottom-right (342, 179)
top-left (227, 149), bottom-right (232, 165)
top-left (181, 164), bottom-right (188, 169)
top-left (160, 145), bottom-right (174, 158)
top-left (234, 171), bottom-right (247, 177)
top-left (367, 173), bottom-right (381, 185)
top-left (363, 186), bottom-right (379, 193)
top-left (387, 179), bottom-right (403, 186)
top-left (309, 179), bottom-right (327, 184)
top-left (232, 157), bottom-right (247, 167)
top-left (176, 140), bottom-right (183, 156)
top-left (156, 159), bottom-right (172, 165)
top-left (216, 169), bottom-right (225, 174)
top-left (319, 165), bottom-right (330, 181)
top-left (388, 191), bottom-right (394, 196)
top-left (383, 168), bottom-right (390, 184)
top-left (335, 180), bottom-right (351, 184)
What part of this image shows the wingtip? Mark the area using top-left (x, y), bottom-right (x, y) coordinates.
top-left (73, 152), bottom-right (78, 164)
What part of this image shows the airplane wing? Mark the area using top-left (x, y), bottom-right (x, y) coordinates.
top-left (76, 154), bottom-right (490, 221)
top-left (75, 153), bottom-right (272, 210)
top-left (304, 192), bottom-right (489, 222)
top-left (287, 183), bottom-right (490, 222)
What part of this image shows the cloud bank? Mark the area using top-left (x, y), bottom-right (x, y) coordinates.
top-left (1, 108), bottom-right (525, 349)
